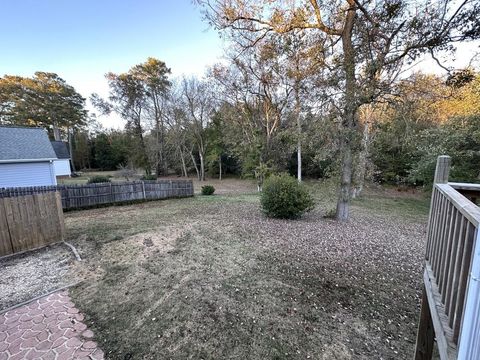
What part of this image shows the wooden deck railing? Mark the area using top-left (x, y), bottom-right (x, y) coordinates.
top-left (415, 156), bottom-right (480, 360)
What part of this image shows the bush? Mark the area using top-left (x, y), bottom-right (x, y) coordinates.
top-left (87, 175), bottom-right (111, 184)
top-left (408, 115), bottom-right (480, 186)
top-left (201, 185), bottom-right (215, 195)
top-left (141, 174), bottom-right (157, 181)
top-left (260, 174), bottom-right (314, 219)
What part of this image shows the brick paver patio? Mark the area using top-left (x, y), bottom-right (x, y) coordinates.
top-left (0, 290), bottom-right (104, 360)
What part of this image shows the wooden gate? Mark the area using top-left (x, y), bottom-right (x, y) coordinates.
top-left (0, 192), bottom-right (65, 257)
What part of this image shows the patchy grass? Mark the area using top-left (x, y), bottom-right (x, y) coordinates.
top-left (62, 179), bottom-right (428, 359)
top-left (353, 194), bottom-right (429, 219)
top-left (351, 184), bottom-right (429, 220)
top-left (58, 171), bottom-right (121, 185)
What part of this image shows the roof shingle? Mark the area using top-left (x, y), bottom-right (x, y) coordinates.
top-left (0, 126), bottom-right (57, 161)
top-left (51, 141), bottom-right (70, 159)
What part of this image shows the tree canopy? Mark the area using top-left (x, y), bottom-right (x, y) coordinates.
top-left (0, 72), bottom-right (88, 132)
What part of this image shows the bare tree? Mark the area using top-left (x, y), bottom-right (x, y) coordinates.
top-left (281, 30), bottom-right (324, 182)
top-left (162, 83), bottom-right (191, 178)
top-left (209, 42), bottom-right (291, 172)
top-left (181, 77), bottom-right (215, 181)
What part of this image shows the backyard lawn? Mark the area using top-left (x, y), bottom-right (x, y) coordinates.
top-left (0, 179), bottom-right (430, 359)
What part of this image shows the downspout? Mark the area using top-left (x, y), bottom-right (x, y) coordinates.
top-left (49, 160), bottom-right (57, 185)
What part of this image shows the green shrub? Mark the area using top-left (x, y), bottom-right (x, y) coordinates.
top-left (260, 174), bottom-right (314, 219)
top-left (87, 175), bottom-right (111, 184)
top-left (141, 174), bottom-right (157, 181)
top-left (201, 185), bottom-right (215, 195)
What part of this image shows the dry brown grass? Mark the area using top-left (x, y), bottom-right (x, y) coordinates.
top-left (63, 180), bottom-right (429, 359)
top-left (1, 179), bottom-right (430, 359)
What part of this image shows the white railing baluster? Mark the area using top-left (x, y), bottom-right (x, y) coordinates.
top-left (457, 229), bottom-right (480, 359)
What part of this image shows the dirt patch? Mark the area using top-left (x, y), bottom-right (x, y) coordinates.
top-left (97, 225), bottom-right (192, 266)
top-left (0, 243), bottom-right (80, 311)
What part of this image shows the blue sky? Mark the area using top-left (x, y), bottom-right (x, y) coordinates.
top-left (0, 0), bottom-right (224, 127)
top-left (1, 1), bottom-right (478, 128)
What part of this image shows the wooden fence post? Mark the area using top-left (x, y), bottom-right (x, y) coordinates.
top-left (142, 181), bottom-right (146, 200)
top-left (55, 192), bottom-right (65, 240)
top-left (434, 155), bottom-right (451, 184)
top-left (0, 198), bottom-right (14, 256)
top-left (64, 185), bottom-right (70, 210)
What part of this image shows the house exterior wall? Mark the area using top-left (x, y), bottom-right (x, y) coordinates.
top-left (0, 161), bottom-right (57, 188)
top-left (53, 159), bottom-right (71, 177)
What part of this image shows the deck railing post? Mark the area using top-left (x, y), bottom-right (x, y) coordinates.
top-left (434, 155), bottom-right (451, 184)
top-left (414, 286), bottom-right (435, 360)
top-left (426, 156), bottom-right (451, 259)
top-left (415, 155), bottom-right (451, 360)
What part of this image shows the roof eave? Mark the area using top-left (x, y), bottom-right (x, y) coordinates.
top-left (0, 158), bottom-right (58, 164)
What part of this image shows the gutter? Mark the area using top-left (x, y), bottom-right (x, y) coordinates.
top-left (0, 158), bottom-right (58, 164)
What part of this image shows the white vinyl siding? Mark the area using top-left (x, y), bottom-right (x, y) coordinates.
top-left (53, 159), bottom-right (71, 177)
top-left (0, 161), bottom-right (57, 187)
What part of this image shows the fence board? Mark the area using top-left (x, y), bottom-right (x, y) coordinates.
top-left (55, 192), bottom-right (65, 238)
top-left (0, 200), bottom-right (13, 256)
top-left (0, 180), bottom-right (194, 211)
top-left (0, 192), bottom-right (65, 257)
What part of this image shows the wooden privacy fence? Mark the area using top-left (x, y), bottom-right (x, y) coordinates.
top-left (0, 180), bottom-right (194, 210)
top-left (0, 192), bottom-right (65, 257)
top-left (414, 156), bottom-right (480, 360)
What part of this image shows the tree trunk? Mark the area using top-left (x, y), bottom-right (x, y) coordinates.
top-left (335, 7), bottom-right (357, 222)
top-left (336, 140), bottom-right (353, 221)
top-left (180, 148), bottom-right (188, 178)
top-left (68, 128), bottom-right (76, 173)
top-left (295, 81), bottom-right (302, 183)
top-left (152, 91), bottom-right (166, 177)
top-left (161, 117), bottom-right (168, 175)
top-left (155, 123), bottom-right (162, 177)
top-left (133, 117), bottom-right (150, 175)
top-left (190, 150), bottom-right (200, 181)
top-left (199, 151), bottom-right (205, 181)
top-left (219, 155), bottom-right (222, 180)
top-left (352, 119), bottom-right (370, 199)
top-left (53, 126), bottom-right (62, 141)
